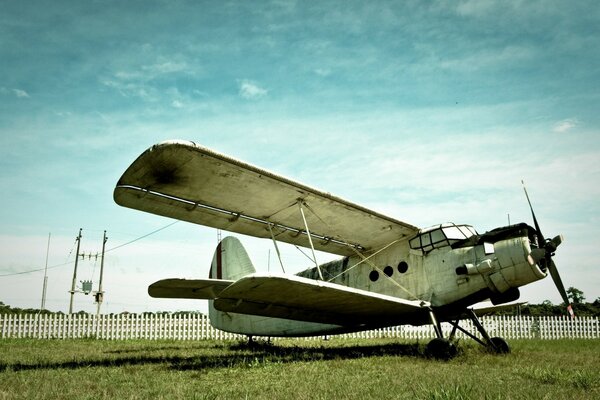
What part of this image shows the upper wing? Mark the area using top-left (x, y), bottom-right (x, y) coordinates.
top-left (213, 273), bottom-right (428, 327)
top-left (148, 278), bottom-right (234, 299)
top-left (114, 140), bottom-right (418, 256)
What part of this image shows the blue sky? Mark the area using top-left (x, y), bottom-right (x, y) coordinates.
top-left (1, 0), bottom-right (599, 314)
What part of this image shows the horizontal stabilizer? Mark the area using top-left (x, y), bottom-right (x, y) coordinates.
top-left (148, 278), bottom-right (234, 299)
top-left (214, 273), bottom-right (428, 327)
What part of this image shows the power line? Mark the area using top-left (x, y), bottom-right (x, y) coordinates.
top-left (0, 221), bottom-right (179, 277)
top-left (104, 221), bottom-right (179, 253)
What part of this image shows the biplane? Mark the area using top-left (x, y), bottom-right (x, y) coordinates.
top-left (114, 140), bottom-right (570, 358)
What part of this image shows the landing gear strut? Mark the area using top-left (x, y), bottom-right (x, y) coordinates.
top-left (426, 309), bottom-right (458, 360)
top-left (426, 308), bottom-right (510, 359)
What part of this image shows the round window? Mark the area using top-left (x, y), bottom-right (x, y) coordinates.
top-left (384, 266), bottom-right (393, 277)
top-left (398, 261), bottom-right (409, 273)
top-left (369, 270), bottom-right (379, 282)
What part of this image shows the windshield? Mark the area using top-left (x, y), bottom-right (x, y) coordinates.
top-left (409, 223), bottom-right (477, 252)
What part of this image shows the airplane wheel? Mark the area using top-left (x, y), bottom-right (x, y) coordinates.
top-left (489, 337), bottom-right (510, 354)
top-left (426, 338), bottom-right (458, 360)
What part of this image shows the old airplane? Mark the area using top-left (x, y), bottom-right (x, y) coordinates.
top-left (114, 140), bottom-right (571, 358)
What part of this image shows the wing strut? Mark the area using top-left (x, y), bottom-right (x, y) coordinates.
top-left (298, 201), bottom-right (324, 280)
top-left (267, 223), bottom-right (286, 273)
top-left (302, 201), bottom-right (422, 301)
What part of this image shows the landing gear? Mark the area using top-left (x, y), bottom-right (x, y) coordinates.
top-left (426, 308), bottom-right (459, 360)
top-left (426, 308), bottom-right (510, 358)
top-left (426, 338), bottom-right (458, 360)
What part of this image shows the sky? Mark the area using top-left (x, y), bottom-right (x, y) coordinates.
top-left (1, 0), bottom-right (599, 315)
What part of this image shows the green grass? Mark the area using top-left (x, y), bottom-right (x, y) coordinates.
top-left (0, 338), bottom-right (598, 399)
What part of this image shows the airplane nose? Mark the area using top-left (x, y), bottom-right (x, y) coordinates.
top-left (486, 236), bottom-right (547, 295)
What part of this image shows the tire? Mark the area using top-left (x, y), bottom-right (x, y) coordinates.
top-left (489, 337), bottom-right (510, 354)
top-left (426, 338), bottom-right (458, 360)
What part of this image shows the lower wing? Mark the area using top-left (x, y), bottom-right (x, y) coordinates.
top-left (214, 273), bottom-right (429, 327)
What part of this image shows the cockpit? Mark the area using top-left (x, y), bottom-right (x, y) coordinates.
top-left (409, 223), bottom-right (477, 252)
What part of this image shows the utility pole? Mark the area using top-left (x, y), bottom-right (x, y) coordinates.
top-left (96, 230), bottom-right (107, 315)
top-left (40, 232), bottom-right (51, 311)
top-left (68, 228), bottom-right (82, 314)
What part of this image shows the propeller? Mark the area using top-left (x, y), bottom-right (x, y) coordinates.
top-left (522, 181), bottom-right (572, 316)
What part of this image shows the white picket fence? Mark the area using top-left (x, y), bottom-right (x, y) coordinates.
top-left (0, 314), bottom-right (598, 341)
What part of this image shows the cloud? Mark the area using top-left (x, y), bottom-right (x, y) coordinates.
top-left (113, 61), bottom-right (190, 81)
top-left (142, 61), bottom-right (188, 75)
top-left (455, 0), bottom-right (499, 17)
top-left (238, 80), bottom-right (268, 99)
top-left (13, 89), bottom-right (29, 98)
top-left (101, 57), bottom-right (192, 102)
top-left (314, 68), bottom-right (332, 77)
top-left (1, 87), bottom-right (29, 98)
top-left (553, 118), bottom-right (578, 133)
top-left (439, 46), bottom-right (535, 72)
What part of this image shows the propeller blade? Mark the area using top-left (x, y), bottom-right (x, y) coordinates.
top-left (522, 180), bottom-right (544, 243)
top-left (548, 235), bottom-right (563, 252)
top-left (548, 259), bottom-right (570, 306)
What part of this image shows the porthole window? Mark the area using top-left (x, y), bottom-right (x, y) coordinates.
top-left (384, 266), bottom-right (393, 277)
top-left (398, 261), bottom-right (408, 273)
top-left (369, 270), bottom-right (379, 282)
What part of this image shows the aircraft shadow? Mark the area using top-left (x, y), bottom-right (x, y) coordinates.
top-left (0, 341), bottom-right (427, 373)
top-left (172, 341), bottom-right (424, 371)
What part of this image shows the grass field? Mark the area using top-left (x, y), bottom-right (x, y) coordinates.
top-left (0, 338), bottom-right (598, 399)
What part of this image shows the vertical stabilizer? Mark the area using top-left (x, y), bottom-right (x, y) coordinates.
top-left (209, 236), bottom-right (255, 280)
top-left (209, 236), bottom-right (255, 330)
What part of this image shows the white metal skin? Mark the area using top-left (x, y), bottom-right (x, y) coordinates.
top-left (115, 141), bottom-right (553, 339)
top-left (199, 226), bottom-right (546, 337)
top-left (322, 232), bottom-right (545, 308)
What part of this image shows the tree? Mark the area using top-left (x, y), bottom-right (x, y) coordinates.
top-left (566, 287), bottom-right (585, 304)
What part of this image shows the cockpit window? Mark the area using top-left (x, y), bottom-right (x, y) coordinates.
top-left (442, 226), bottom-right (464, 240)
top-left (409, 223), bottom-right (477, 252)
top-left (458, 225), bottom-right (476, 237)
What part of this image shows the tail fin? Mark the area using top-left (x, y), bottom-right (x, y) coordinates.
top-left (209, 236), bottom-right (256, 331)
top-left (209, 236), bottom-right (255, 280)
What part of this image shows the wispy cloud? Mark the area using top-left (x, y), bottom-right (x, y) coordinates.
top-left (455, 0), bottom-right (499, 17)
top-left (314, 68), bottom-right (332, 77)
top-left (1, 87), bottom-right (30, 98)
top-left (238, 80), bottom-right (268, 99)
top-left (13, 89), bottom-right (30, 98)
top-left (553, 118), bottom-right (578, 133)
top-left (101, 56), bottom-right (193, 102)
top-left (439, 46), bottom-right (535, 72)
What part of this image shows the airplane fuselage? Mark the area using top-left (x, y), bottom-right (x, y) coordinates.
top-left (297, 222), bottom-right (547, 322)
